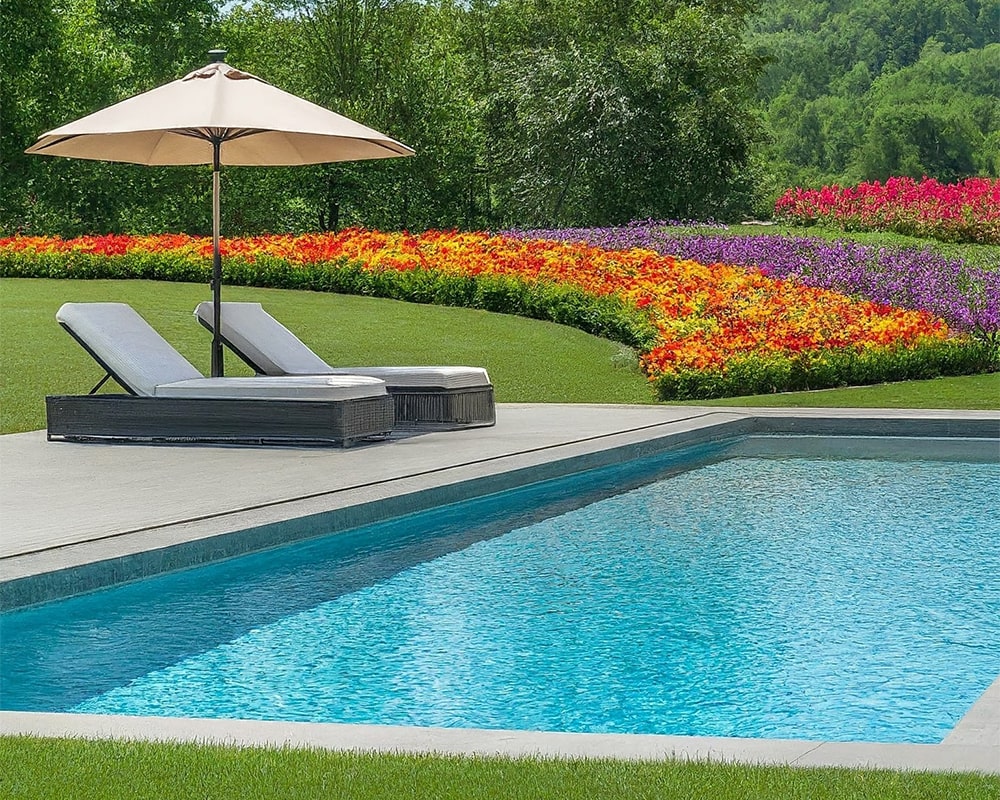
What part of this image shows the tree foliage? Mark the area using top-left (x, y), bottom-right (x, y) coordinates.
top-left (482, 2), bottom-right (764, 225)
top-left (2, 0), bottom-right (764, 234)
top-left (1, 0), bottom-right (221, 235)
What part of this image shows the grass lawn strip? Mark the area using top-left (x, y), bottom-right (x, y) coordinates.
top-left (2, 736), bottom-right (998, 800)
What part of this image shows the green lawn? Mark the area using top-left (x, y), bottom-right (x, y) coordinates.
top-left (682, 372), bottom-right (1000, 410)
top-left (0, 277), bottom-right (655, 434)
top-left (2, 275), bottom-right (998, 799)
top-left (1, 277), bottom-right (996, 434)
top-left (2, 737), bottom-right (997, 800)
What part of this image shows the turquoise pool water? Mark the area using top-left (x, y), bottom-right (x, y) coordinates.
top-left (2, 440), bottom-right (998, 743)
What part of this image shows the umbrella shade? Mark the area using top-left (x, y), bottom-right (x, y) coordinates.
top-left (26, 51), bottom-right (414, 376)
top-left (25, 59), bottom-right (414, 165)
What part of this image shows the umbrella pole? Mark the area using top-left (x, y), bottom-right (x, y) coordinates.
top-left (211, 138), bottom-right (223, 377)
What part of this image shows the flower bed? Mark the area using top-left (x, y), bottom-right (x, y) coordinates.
top-left (773, 177), bottom-right (1000, 244)
top-left (512, 223), bottom-right (1000, 339)
top-left (2, 229), bottom-right (995, 400)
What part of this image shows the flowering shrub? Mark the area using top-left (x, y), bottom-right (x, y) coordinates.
top-left (774, 177), bottom-right (1000, 244)
top-left (2, 229), bottom-right (995, 400)
top-left (513, 223), bottom-right (1000, 339)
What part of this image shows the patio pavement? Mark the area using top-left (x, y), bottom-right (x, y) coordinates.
top-left (1, 404), bottom-right (998, 773)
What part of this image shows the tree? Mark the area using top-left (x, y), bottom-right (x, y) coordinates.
top-left (752, 1), bottom-right (997, 193)
top-left (854, 44), bottom-right (997, 182)
top-left (483, 1), bottom-right (765, 225)
top-left (1, 0), bottom-right (221, 235)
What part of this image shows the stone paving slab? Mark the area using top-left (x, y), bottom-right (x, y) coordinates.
top-left (1, 404), bottom-right (719, 557)
top-left (4, 404), bottom-right (995, 563)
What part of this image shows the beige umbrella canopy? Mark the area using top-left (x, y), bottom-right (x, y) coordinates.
top-left (27, 49), bottom-right (414, 375)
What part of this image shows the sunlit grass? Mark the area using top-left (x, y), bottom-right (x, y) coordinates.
top-left (682, 372), bottom-right (1000, 410)
top-left (2, 736), bottom-right (997, 800)
top-left (2, 277), bottom-right (996, 435)
top-left (0, 278), bottom-right (653, 433)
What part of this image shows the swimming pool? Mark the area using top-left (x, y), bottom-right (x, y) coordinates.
top-left (2, 436), bottom-right (998, 744)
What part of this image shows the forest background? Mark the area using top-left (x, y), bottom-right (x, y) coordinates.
top-left (3, 0), bottom-right (998, 237)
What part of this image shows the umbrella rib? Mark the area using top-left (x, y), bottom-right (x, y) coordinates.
top-left (365, 138), bottom-right (414, 156)
top-left (27, 134), bottom-right (84, 153)
top-left (226, 129), bottom-right (262, 141)
top-left (175, 128), bottom-right (265, 144)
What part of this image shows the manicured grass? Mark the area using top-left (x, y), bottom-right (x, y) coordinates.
top-left (0, 278), bottom-right (654, 434)
top-left (2, 737), bottom-right (997, 800)
top-left (2, 277), bottom-right (997, 435)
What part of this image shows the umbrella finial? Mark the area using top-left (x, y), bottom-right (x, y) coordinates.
top-left (208, 49), bottom-right (227, 63)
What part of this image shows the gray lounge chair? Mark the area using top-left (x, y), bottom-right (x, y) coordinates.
top-left (48, 302), bottom-right (394, 445)
top-left (194, 301), bottom-right (496, 428)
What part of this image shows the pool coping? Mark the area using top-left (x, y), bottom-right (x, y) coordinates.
top-left (2, 404), bottom-right (999, 774)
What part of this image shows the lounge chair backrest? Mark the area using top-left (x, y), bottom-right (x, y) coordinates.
top-left (194, 301), bottom-right (332, 376)
top-left (57, 302), bottom-right (202, 396)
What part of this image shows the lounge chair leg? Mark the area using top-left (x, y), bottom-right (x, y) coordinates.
top-left (88, 372), bottom-right (114, 395)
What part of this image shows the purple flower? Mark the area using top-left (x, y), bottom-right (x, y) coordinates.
top-left (505, 222), bottom-right (999, 337)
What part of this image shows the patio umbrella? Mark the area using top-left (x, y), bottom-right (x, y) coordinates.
top-left (26, 49), bottom-right (414, 376)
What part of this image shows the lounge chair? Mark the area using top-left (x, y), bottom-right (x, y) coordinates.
top-left (47, 302), bottom-right (394, 445)
top-left (194, 301), bottom-right (496, 428)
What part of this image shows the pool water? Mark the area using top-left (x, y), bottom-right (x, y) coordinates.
top-left (2, 445), bottom-right (998, 743)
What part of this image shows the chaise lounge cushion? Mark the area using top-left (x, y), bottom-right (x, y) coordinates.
top-left (154, 374), bottom-right (385, 400)
top-left (194, 301), bottom-right (491, 390)
top-left (57, 302), bottom-right (387, 401)
top-left (319, 365), bottom-right (490, 389)
top-left (59, 302), bottom-right (202, 396)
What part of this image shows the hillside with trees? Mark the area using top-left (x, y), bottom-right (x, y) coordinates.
top-left (750, 0), bottom-right (999, 197)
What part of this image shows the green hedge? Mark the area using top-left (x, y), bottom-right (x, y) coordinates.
top-left (0, 249), bottom-right (660, 351)
top-left (654, 339), bottom-right (1000, 400)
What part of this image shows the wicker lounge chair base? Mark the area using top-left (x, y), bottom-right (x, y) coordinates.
top-left (46, 394), bottom-right (394, 446)
top-left (389, 386), bottom-right (496, 428)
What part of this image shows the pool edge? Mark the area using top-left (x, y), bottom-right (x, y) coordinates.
top-left (3, 409), bottom-right (998, 610)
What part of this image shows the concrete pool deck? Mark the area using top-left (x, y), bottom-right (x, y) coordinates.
top-left (1, 404), bottom-right (998, 773)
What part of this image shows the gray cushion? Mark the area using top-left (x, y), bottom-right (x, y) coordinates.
top-left (154, 375), bottom-right (386, 400)
top-left (58, 302), bottom-right (202, 396)
top-left (320, 366), bottom-right (491, 389)
top-left (195, 301), bottom-right (331, 375)
top-left (58, 302), bottom-right (387, 401)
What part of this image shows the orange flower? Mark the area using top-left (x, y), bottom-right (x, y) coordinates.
top-left (0, 229), bottom-right (955, 382)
